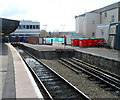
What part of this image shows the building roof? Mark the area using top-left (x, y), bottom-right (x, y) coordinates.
top-left (0, 18), bottom-right (20, 35)
top-left (75, 1), bottom-right (120, 18)
top-left (19, 20), bottom-right (40, 25)
top-left (75, 14), bottom-right (85, 18)
top-left (93, 1), bottom-right (120, 13)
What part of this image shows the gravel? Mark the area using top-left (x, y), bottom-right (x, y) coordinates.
top-left (40, 59), bottom-right (119, 99)
top-left (22, 43), bottom-right (120, 99)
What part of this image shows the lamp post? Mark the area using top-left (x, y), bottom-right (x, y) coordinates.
top-left (43, 24), bottom-right (48, 30)
top-left (43, 24), bottom-right (48, 38)
top-left (61, 24), bottom-right (65, 32)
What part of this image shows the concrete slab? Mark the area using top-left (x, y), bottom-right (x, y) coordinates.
top-left (0, 43), bottom-right (9, 99)
top-left (20, 43), bottom-right (120, 76)
top-left (2, 43), bottom-right (16, 98)
top-left (21, 43), bottom-right (120, 61)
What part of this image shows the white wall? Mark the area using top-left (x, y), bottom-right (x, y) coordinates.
top-left (101, 8), bottom-right (118, 24)
top-left (75, 8), bottom-right (119, 38)
top-left (79, 16), bottom-right (84, 34)
top-left (83, 16), bottom-right (86, 37)
top-left (96, 24), bottom-right (109, 42)
top-left (20, 20), bottom-right (40, 25)
top-left (95, 8), bottom-right (119, 42)
top-left (75, 17), bottom-right (80, 33)
top-left (75, 16), bottom-right (84, 33)
top-left (78, 12), bottom-right (100, 38)
top-left (85, 13), bottom-right (100, 38)
top-left (12, 20), bottom-right (40, 35)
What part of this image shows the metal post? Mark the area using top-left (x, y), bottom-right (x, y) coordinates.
top-left (118, 51), bottom-right (120, 61)
top-left (0, 17), bottom-right (2, 100)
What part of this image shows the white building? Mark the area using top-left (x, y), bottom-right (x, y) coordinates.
top-left (96, 24), bottom-right (109, 41)
top-left (75, 1), bottom-right (120, 38)
top-left (11, 20), bottom-right (40, 36)
top-left (75, 13), bottom-right (100, 38)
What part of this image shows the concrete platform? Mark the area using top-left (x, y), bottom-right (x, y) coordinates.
top-left (22, 43), bottom-right (120, 61)
top-left (20, 43), bottom-right (120, 76)
top-left (1, 43), bottom-right (44, 99)
top-left (0, 43), bottom-right (9, 99)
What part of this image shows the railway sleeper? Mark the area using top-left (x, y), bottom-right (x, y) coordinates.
top-left (43, 82), bottom-right (66, 88)
top-left (60, 58), bottom-right (120, 93)
top-left (38, 76), bottom-right (56, 79)
top-left (49, 87), bottom-right (76, 95)
top-left (44, 81), bottom-right (63, 85)
top-left (87, 76), bottom-right (97, 81)
top-left (48, 89), bottom-right (78, 97)
top-left (69, 58), bottom-right (120, 83)
top-left (37, 73), bottom-right (54, 77)
top-left (58, 60), bottom-right (81, 74)
top-left (67, 58), bottom-right (120, 88)
top-left (20, 48), bottom-right (92, 100)
top-left (40, 78), bottom-right (60, 82)
top-left (72, 57), bottom-right (120, 81)
top-left (104, 87), bottom-right (113, 91)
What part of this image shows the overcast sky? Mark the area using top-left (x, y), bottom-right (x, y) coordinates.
top-left (0, 0), bottom-right (119, 32)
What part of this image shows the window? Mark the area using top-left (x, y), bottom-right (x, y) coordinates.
top-left (36, 25), bottom-right (40, 29)
top-left (33, 25), bottom-right (36, 29)
top-left (23, 25), bottom-right (26, 29)
top-left (30, 25), bottom-right (32, 29)
top-left (111, 15), bottom-right (115, 22)
top-left (105, 12), bottom-right (107, 17)
top-left (101, 29), bottom-right (104, 35)
top-left (21, 25), bottom-right (24, 29)
top-left (92, 32), bottom-right (95, 36)
top-left (92, 20), bottom-right (95, 24)
top-left (27, 25), bottom-right (29, 29)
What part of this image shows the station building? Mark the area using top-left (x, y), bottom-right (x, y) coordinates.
top-left (75, 1), bottom-right (120, 38)
top-left (11, 20), bottom-right (40, 36)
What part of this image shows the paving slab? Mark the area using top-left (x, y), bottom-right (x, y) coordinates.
top-left (0, 43), bottom-right (9, 99)
top-left (2, 43), bottom-right (16, 98)
top-left (0, 43), bottom-right (44, 99)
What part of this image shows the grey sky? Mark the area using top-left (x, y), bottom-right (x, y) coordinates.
top-left (1, 7), bottom-right (27, 17)
top-left (0, 0), bottom-right (119, 31)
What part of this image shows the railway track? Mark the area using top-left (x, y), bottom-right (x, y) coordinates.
top-left (17, 48), bottom-right (91, 100)
top-left (59, 58), bottom-right (120, 95)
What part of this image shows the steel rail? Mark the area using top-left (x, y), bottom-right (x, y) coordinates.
top-left (72, 57), bottom-right (120, 80)
top-left (69, 58), bottom-right (120, 87)
top-left (59, 58), bottom-right (120, 93)
top-left (22, 58), bottom-right (54, 100)
top-left (18, 48), bottom-right (91, 100)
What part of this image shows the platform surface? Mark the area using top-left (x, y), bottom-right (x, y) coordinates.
top-left (1, 43), bottom-right (44, 99)
top-left (1, 43), bottom-right (119, 99)
top-left (22, 43), bottom-right (120, 61)
top-left (0, 43), bottom-right (8, 99)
